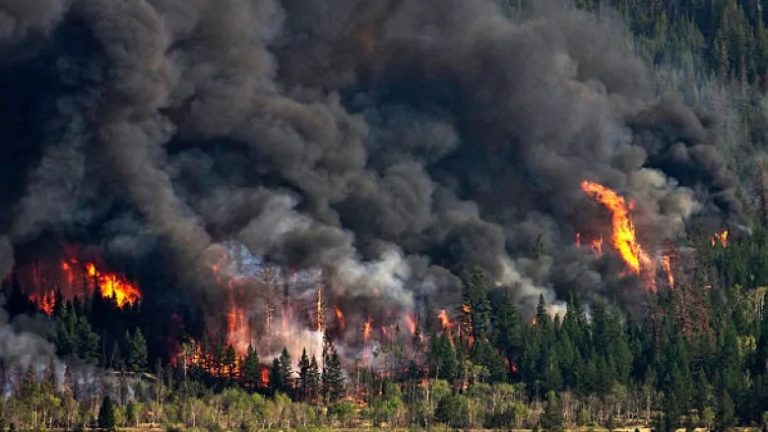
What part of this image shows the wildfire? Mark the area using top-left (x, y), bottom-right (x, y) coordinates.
top-left (581, 181), bottom-right (652, 274)
top-left (29, 291), bottom-right (56, 316)
top-left (711, 229), bottom-right (729, 247)
top-left (97, 272), bottom-right (141, 308)
top-left (362, 317), bottom-right (372, 344)
top-left (661, 253), bottom-right (674, 288)
top-left (404, 313), bottom-right (417, 336)
top-left (335, 307), bottom-right (346, 332)
top-left (226, 305), bottom-right (250, 358)
top-left (438, 309), bottom-right (450, 330)
top-left (316, 284), bottom-right (325, 332)
top-left (27, 255), bottom-right (141, 314)
top-left (590, 237), bottom-right (603, 255)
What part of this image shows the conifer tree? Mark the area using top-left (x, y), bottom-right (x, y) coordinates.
top-left (464, 268), bottom-right (492, 341)
top-left (242, 344), bottom-right (260, 391)
top-left (298, 348), bottom-right (311, 401)
top-left (98, 396), bottom-right (116, 431)
top-left (125, 328), bottom-right (148, 372)
top-left (322, 339), bottom-right (345, 403)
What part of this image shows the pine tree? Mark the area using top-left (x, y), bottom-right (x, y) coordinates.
top-left (270, 347), bottom-right (292, 394)
top-left (125, 328), bottom-right (148, 372)
top-left (242, 344), bottom-right (260, 391)
top-left (307, 355), bottom-right (321, 402)
top-left (298, 348), bottom-right (311, 401)
top-left (98, 396), bottom-right (116, 431)
top-left (540, 391), bottom-right (563, 432)
top-left (224, 344), bottom-right (237, 380)
top-left (464, 268), bottom-right (493, 341)
top-left (269, 358), bottom-right (282, 395)
top-left (493, 291), bottom-right (523, 362)
top-left (76, 316), bottom-right (100, 363)
top-left (428, 334), bottom-right (458, 380)
top-left (322, 340), bottom-right (345, 403)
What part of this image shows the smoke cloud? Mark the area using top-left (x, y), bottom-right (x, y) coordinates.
top-left (0, 0), bottom-right (743, 358)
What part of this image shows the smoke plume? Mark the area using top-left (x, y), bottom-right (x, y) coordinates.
top-left (0, 0), bottom-right (743, 359)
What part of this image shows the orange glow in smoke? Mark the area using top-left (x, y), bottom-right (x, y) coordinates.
top-left (29, 256), bottom-right (141, 314)
top-left (581, 181), bottom-right (652, 274)
top-left (363, 317), bottom-right (372, 344)
top-left (335, 307), bottom-right (346, 332)
top-left (404, 313), bottom-right (417, 336)
top-left (590, 237), bottom-right (603, 255)
top-left (661, 253), bottom-right (674, 288)
top-left (29, 291), bottom-right (56, 316)
top-left (438, 309), bottom-right (451, 330)
top-left (711, 229), bottom-right (729, 248)
top-left (226, 305), bottom-right (250, 358)
top-left (97, 272), bottom-right (142, 308)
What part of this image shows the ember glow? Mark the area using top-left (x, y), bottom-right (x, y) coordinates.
top-left (438, 309), bottom-right (451, 330)
top-left (404, 313), bottom-right (417, 336)
top-left (712, 229), bottom-right (729, 247)
top-left (581, 181), bottom-right (652, 274)
top-left (661, 253), bottom-right (674, 288)
top-left (24, 252), bottom-right (142, 314)
top-left (335, 307), bottom-right (346, 332)
top-left (97, 271), bottom-right (142, 308)
top-left (226, 305), bottom-right (250, 358)
top-left (362, 317), bottom-right (372, 345)
top-left (29, 290), bottom-right (56, 316)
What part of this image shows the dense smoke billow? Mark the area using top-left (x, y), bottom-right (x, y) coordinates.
top-left (0, 0), bottom-right (742, 358)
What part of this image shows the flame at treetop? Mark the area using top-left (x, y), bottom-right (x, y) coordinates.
top-left (335, 307), bottom-right (346, 332)
top-left (438, 309), bottom-right (451, 330)
top-left (404, 313), bottom-right (417, 336)
top-left (29, 290), bottom-right (56, 316)
top-left (712, 229), bottom-right (729, 247)
top-left (581, 181), bottom-right (652, 274)
top-left (661, 253), bottom-right (674, 288)
top-left (362, 317), bottom-right (372, 344)
top-left (28, 255), bottom-right (142, 314)
top-left (226, 304), bottom-right (250, 358)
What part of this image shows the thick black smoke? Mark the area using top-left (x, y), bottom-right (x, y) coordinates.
top-left (0, 0), bottom-right (742, 357)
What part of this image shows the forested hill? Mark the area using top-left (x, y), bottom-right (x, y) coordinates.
top-left (6, 1), bottom-right (768, 431)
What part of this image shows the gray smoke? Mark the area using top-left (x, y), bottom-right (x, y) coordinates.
top-left (0, 0), bottom-right (744, 356)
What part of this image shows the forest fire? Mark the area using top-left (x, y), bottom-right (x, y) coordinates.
top-left (362, 317), bottom-right (372, 345)
top-left (226, 305), bottom-right (250, 358)
top-left (29, 290), bottom-right (56, 316)
top-left (335, 307), bottom-right (346, 332)
top-left (581, 181), bottom-right (652, 274)
top-left (20, 251), bottom-right (142, 314)
top-left (712, 229), bottom-right (729, 247)
top-left (438, 309), bottom-right (451, 330)
top-left (404, 313), bottom-right (417, 336)
top-left (661, 253), bottom-right (674, 288)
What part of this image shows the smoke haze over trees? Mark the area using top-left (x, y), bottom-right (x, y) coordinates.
top-left (2, 0), bottom-right (768, 430)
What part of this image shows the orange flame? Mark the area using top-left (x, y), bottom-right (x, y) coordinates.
top-left (404, 313), bottom-right (417, 336)
top-left (97, 272), bottom-right (141, 308)
top-left (661, 253), bottom-right (674, 288)
top-left (438, 309), bottom-right (451, 330)
top-left (335, 307), bottom-right (346, 332)
top-left (316, 284), bottom-right (325, 332)
top-left (260, 366), bottom-right (270, 387)
top-left (711, 229), bottom-right (728, 247)
top-left (590, 237), bottom-right (603, 255)
top-left (226, 305), bottom-right (250, 358)
top-left (29, 290), bottom-right (56, 316)
top-left (581, 181), bottom-right (651, 274)
top-left (362, 317), bottom-right (372, 344)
